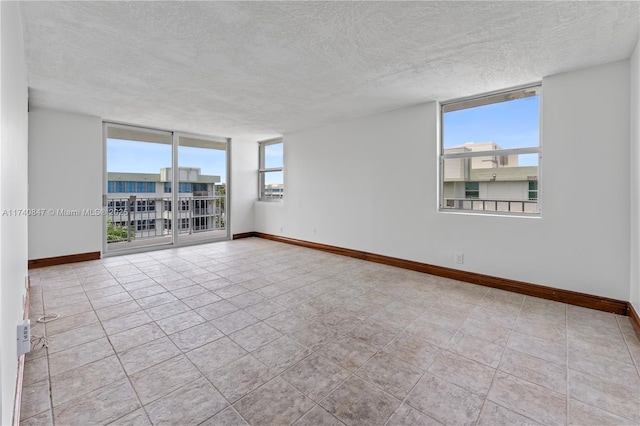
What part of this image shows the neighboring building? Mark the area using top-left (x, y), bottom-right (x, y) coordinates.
top-left (264, 183), bottom-right (284, 199)
top-left (443, 142), bottom-right (538, 213)
top-left (107, 167), bottom-right (224, 241)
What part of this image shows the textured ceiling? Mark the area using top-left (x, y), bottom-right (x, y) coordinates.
top-left (20, 1), bottom-right (640, 140)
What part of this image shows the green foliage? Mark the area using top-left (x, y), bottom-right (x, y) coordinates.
top-left (107, 219), bottom-right (129, 242)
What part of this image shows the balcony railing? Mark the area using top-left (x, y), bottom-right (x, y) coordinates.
top-left (107, 195), bottom-right (226, 244)
top-left (443, 198), bottom-right (538, 213)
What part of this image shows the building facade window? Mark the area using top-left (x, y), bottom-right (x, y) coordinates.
top-left (465, 182), bottom-right (479, 199)
top-left (108, 181), bottom-right (155, 193)
top-left (258, 138), bottom-right (284, 201)
top-left (528, 180), bottom-right (538, 201)
top-left (440, 84), bottom-right (541, 215)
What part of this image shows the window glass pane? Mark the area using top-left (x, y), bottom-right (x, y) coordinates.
top-left (264, 142), bottom-right (283, 168)
top-left (443, 95), bottom-right (539, 150)
top-left (262, 170), bottom-right (284, 199)
top-left (442, 153), bottom-right (539, 213)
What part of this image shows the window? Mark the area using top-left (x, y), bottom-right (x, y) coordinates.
top-left (107, 181), bottom-right (155, 193)
top-left (440, 85), bottom-right (541, 215)
top-left (465, 182), bottom-right (479, 199)
top-left (258, 138), bottom-right (283, 201)
top-left (528, 180), bottom-right (538, 201)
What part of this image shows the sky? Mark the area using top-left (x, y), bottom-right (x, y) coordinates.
top-left (443, 95), bottom-right (540, 166)
top-left (107, 139), bottom-right (227, 183)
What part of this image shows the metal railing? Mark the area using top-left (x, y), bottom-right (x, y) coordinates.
top-left (443, 198), bottom-right (538, 213)
top-left (107, 195), bottom-right (226, 244)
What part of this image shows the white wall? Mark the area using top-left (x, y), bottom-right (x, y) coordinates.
top-left (0, 2), bottom-right (29, 423)
top-left (28, 108), bottom-right (102, 259)
top-left (256, 60), bottom-right (631, 300)
top-left (630, 39), bottom-right (640, 312)
top-left (230, 137), bottom-right (257, 235)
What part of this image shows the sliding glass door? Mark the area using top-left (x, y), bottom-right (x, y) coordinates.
top-left (176, 134), bottom-right (228, 244)
top-left (104, 123), bottom-right (229, 254)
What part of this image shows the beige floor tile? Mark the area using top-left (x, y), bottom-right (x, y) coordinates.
top-left (459, 317), bottom-right (511, 347)
top-left (135, 291), bottom-right (177, 309)
top-left (53, 378), bottom-right (140, 425)
top-left (507, 331), bottom-right (567, 365)
top-left (200, 406), bottom-right (249, 426)
top-left (499, 348), bottom-right (566, 394)
top-left (170, 284), bottom-right (208, 299)
top-left (182, 291), bottom-right (223, 309)
top-left (406, 374), bottom-right (484, 425)
top-left (346, 319), bottom-right (399, 349)
top-left (108, 408), bottom-right (151, 425)
top-left (234, 377), bottom-right (314, 425)
top-left (488, 371), bottom-right (566, 426)
top-left (155, 310), bottom-right (206, 334)
top-left (282, 354), bottom-right (351, 402)
top-left (289, 321), bottom-right (341, 351)
top-left (568, 398), bottom-right (638, 426)
top-left (447, 331), bottom-right (504, 368)
top-left (50, 355), bottom-right (126, 407)
top-left (144, 300), bottom-right (190, 321)
top-left (20, 409), bottom-right (53, 426)
top-left (90, 292), bottom-right (134, 310)
top-left (265, 309), bottom-right (309, 334)
top-left (293, 405), bottom-right (344, 426)
top-left (128, 284), bottom-right (166, 300)
top-left (168, 321), bottom-right (224, 351)
top-left (208, 354), bottom-right (275, 402)
top-left (229, 322), bottom-right (282, 352)
top-left (44, 310), bottom-right (99, 336)
top-left (145, 377), bottom-right (228, 425)
top-left (20, 379), bottom-right (51, 421)
top-left (321, 376), bottom-right (400, 426)
top-left (109, 322), bottom-right (166, 353)
top-left (102, 310), bottom-right (153, 335)
top-left (23, 356), bottom-right (49, 386)
top-left (187, 336), bottom-right (247, 374)
top-left (382, 331), bottom-right (442, 371)
top-left (477, 400), bottom-right (542, 426)
top-left (212, 310), bottom-right (259, 334)
top-left (95, 300), bottom-right (142, 321)
top-left (45, 322), bottom-right (105, 354)
top-left (252, 335), bottom-right (311, 373)
top-left (568, 368), bottom-right (640, 422)
top-left (48, 337), bottom-right (114, 377)
top-left (386, 403), bottom-right (444, 426)
top-left (356, 353), bottom-right (422, 399)
top-left (428, 350), bottom-right (496, 396)
top-left (130, 355), bottom-right (202, 405)
top-left (21, 239), bottom-right (640, 426)
top-left (318, 335), bottom-right (377, 372)
top-left (118, 336), bottom-right (181, 375)
top-left (195, 299), bottom-right (239, 320)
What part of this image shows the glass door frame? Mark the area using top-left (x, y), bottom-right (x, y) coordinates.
top-left (102, 122), bottom-right (231, 256)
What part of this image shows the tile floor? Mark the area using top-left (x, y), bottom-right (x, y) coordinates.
top-left (20, 238), bottom-right (640, 425)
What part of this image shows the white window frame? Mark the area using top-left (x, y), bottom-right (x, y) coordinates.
top-left (258, 137), bottom-right (284, 201)
top-left (439, 84), bottom-right (542, 216)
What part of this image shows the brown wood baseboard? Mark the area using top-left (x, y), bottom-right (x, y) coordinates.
top-left (28, 251), bottom-right (101, 269)
top-left (254, 232), bottom-right (628, 316)
top-left (629, 303), bottom-right (640, 341)
top-left (233, 232), bottom-right (257, 240)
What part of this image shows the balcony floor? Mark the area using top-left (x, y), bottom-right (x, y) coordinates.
top-left (22, 238), bottom-right (640, 425)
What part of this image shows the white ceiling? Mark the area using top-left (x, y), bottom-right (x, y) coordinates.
top-left (20, 1), bottom-right (640, 140)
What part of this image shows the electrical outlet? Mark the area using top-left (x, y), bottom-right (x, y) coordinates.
top-left (455, 253), bottom-right (464, 264)
top-left (313, 228), bottom-right (317, 235)
top-left (280, 226), bottom-right (283, 233)
top-left (17, 320), bottom-right (30, 357)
